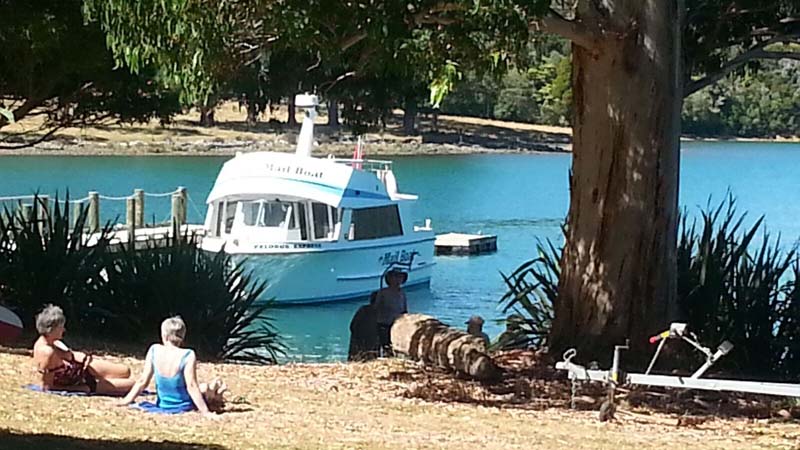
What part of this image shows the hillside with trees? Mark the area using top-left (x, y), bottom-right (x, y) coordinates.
top-left (440, 40), bottom-right (799, 138)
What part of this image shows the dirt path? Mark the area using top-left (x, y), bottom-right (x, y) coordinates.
top-left (1, 349), bottom-right (797, 450)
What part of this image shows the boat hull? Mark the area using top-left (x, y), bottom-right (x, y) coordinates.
top-left (221, 238), bottom-right (435, 304)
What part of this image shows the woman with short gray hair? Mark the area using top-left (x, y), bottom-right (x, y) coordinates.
top-left (160, 316), bottom-right (187, 345)
top-left (118, 316), bottom-right (227, 415)
top-left (32, 304), bottom-right (136, 395)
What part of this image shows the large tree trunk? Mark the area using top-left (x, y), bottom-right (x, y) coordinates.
top-left (327, 100), bottom-right (339, 128)
top-left (246, 101), bottom-right (259, 127)
top-left (287, 97), bottom-right (297, 127)
top-left (402, 97), bottom-right (417, 135)
top-left (550, 0), bottom-right (683, 361)
top-left (199, 105), bottom-right (216, 127)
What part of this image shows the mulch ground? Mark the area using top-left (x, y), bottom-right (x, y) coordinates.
top-left (1, 346), bottom-right (798, 450)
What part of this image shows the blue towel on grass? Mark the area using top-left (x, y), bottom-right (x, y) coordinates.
top-left (24, 384), bottom-right (192, 414)
top-left (24, 384), bottom-right (155, 397)
top-left (131, 400), bottom-right (196, 414)
top-left (24, 384), bottom-right (90, 396)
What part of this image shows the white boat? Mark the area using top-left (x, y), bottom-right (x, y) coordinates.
top-left (200, 94), bottom-right (435, 304)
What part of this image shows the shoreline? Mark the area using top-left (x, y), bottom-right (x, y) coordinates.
top-left (4, 134), bottom-right (798, 158)
top-left (0, 139), bottom-right (572, 157)
top-left (1, 106), bottom-right (797, 157)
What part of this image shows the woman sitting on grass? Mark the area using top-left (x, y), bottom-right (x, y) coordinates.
top-left (117, 316), bottom-right (226, 416)
top-left (33, 304), bottom-right (136, 395)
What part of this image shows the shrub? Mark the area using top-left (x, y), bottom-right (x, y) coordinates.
top-left (94, 231), bottom-right (284, 363)
top-left (677, 197), bottom-right (799, 380)
top-left (496, 239), bottom-right (557, 350)
top-left (0, 201), bottom-right (284, 364)
top-left (0, 195), bottom-right (112, 328)
top-left (501, 197), bottom-right (800, 380)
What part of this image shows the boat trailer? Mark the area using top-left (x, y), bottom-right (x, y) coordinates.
top-left (555, 322), bottom-right (800, 420)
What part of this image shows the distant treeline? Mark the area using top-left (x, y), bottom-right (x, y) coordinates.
top-left (441, 50), bottom-right (800, 139)
top-left (2, 0), bottom-right (796, 143)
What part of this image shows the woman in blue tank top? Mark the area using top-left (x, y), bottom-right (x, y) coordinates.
top-left (118, 316), bottom-right (226, 416)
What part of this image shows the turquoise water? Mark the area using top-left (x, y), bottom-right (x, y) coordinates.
top-left (1, 141), bottom-right (799, 361)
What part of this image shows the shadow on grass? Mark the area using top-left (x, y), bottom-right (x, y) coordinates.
top-left (388, 349), bottom-right (800, 421)
top-left (0, 430), bottom-right (226, 450)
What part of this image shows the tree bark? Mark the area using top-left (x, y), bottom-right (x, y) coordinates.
top-left (403, 98), bottom-right (417, 135)
top-left (550, 0), bottom-right (683, 361)
top-left (199, 105), bottom-right (216, 127)
top-left (246, 101), bottom-right (259, 127)
top-left (287, 97), bottom-right (297, 127)
top-left (327, 100), bottom-right (339, 128)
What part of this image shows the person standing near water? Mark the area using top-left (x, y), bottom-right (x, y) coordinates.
top-left (374, 268), bottom-right (408, 355)
top-left (348, 292), bottom-right (380, 361)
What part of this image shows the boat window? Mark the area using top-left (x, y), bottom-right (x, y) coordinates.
top-left (241, 201), bottom-right (292, 228)
top-left (348, 205), bottom-right (402, 240)
top-left (215, 202), bottom-right (223, 237)
top-left (224, 201), bottom-right (238, 234)
top-left (297, 202), bottom-right (308, 240)
top-left (242, 202), bottom-right (261, 226)
top-left (263, 202), bottom-right (290, 227)
top-left (312, 202), bottom-right (332, 239)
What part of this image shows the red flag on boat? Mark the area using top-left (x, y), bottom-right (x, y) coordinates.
top-left (353, 136), bottom-right (364, 169)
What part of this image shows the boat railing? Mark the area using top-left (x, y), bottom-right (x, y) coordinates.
top-left (327, 157), bottom-right (393, 173)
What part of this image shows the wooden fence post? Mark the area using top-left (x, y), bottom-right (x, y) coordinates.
top-left (72, 202), bottom-right (82, 229)
top-left (126, 196), bottom-right (136, 245)
top-left (19, 203), bottom-right (33, 226)
top-left (88, 191), bottom-right (100, 233)
top-left (134, 189), bottom-right (145, 228)
top-left (37, 195), bottom-right (49, 236)
top-left (171, 187), bottom-right (187, 232)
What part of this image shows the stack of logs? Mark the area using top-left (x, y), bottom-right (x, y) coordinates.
top-left (391, 314), bottom-right (500, 381)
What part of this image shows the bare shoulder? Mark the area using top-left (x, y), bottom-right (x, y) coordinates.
top-left (32, 342), bottom-right (57, 368)
top-left (33, 343), bottom-right (55, 358)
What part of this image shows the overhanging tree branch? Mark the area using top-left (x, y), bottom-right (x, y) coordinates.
top-left (0, 97), bottom-right (47, 129)
top-left (0, 123), bottom-right (66, 150)
top-left (340, 33), bottom-right (368, 51)
top-left (685, 40), bottom-right (800, 97)
top-left (530, 8), bottom-right (601, 51)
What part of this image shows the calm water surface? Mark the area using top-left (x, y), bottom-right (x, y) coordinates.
top-left (1, 141), bottom-right (799, 361)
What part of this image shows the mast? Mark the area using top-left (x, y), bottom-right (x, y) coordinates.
top-left (295, 94), bottom-right (318, 157)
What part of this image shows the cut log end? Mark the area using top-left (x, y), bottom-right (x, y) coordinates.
top-left (390, 314), bottom-right (501, 381)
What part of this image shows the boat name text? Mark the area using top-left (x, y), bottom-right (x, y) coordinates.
top-left (264, 163), bottom-right (324, 179)
top-left (379, 249), bottom-right (414, 266)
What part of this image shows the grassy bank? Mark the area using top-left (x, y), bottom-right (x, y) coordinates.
top-left (1, 347), bottom-right (797, 450)
top-left (0, 104), bottom-right (571, 156)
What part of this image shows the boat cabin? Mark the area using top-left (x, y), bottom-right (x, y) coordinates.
top-left (202, 152), bottom-right (414, 251)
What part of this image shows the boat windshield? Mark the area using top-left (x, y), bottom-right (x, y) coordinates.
top-left (242, 200), bottom-right (294, 228)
